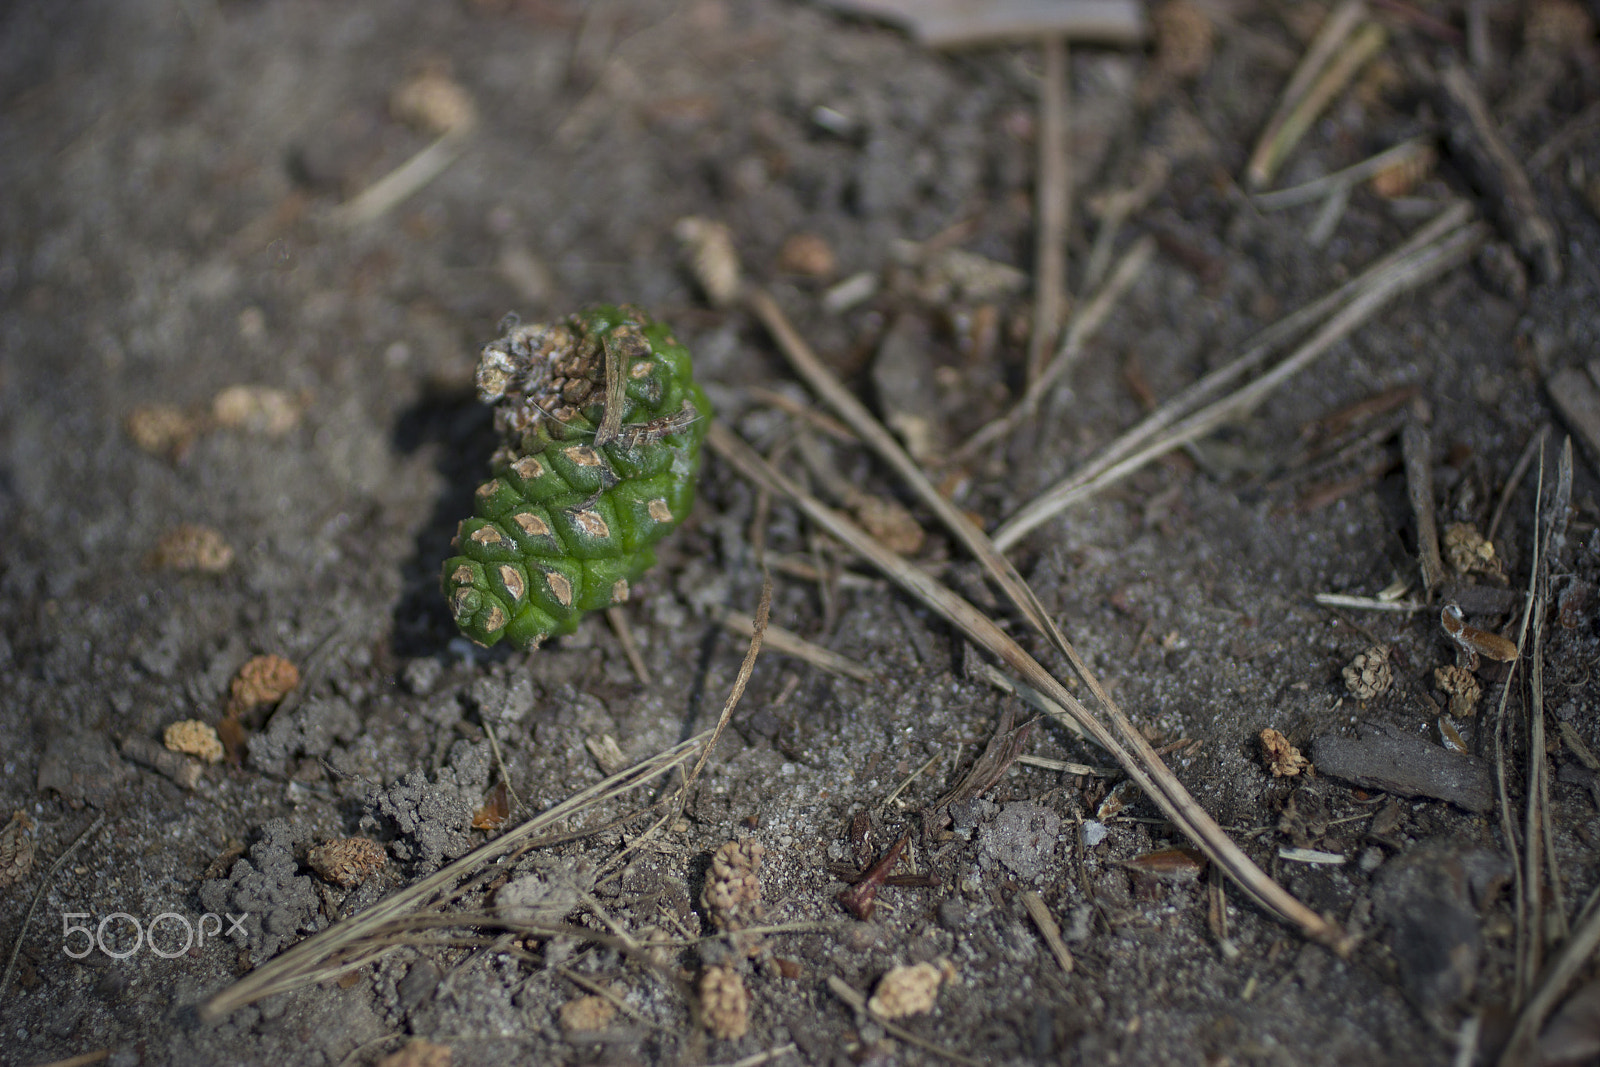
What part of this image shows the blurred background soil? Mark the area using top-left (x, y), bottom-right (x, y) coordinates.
top-left (3, 0), bottom-right (1600, 1064)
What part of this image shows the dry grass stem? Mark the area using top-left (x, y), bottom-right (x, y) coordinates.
top-left (557, 965), bottom-right (663, 1030)
top-left (745, 286), bottom-right (1076, 659)
top-left (1019, 889), bottom-right (1075, 974)
top-left (1083, 152), bottom-right (1167, 290)
top-left (954, 236), bottom-right (1154, 462)
top-left (716, 607), bottom-right (874, 682)
top-left (1488, 425), bottom-right (1550, 544)
top-left (1497, 452), bottom-right (1545, 1005)
top-left (1440, 63), bottom-right (1562, 282)
top-left (28, 1052), bottom-right (111, 1067)
top-left (1500, 444), bottom-right (1584, 1065)
top-left (1312, 593), bottom-right (1427, 613)
top-left (1249, 0), bottom-right (1367, 181)
top-left (1247, 2), bottom-right (1383, 188)
top-left (1015, 754), bottom-right (1112, 776)
top-left (199, 733), bottom-right (710, 1020)
top-left (1500, 883), bottom-right (1600, 1065)
top-left (679, 1043), bottom-right (799, 1067)
top-left (480, 722), bottom-right (528, 820)
top-left (931, 706), bottom-right (1034, 811)
top-left (881, 750), bottom-right (944, 810)
top-left (707, 422), bottom-right (1344, 950)
top-left (1401, 420), bottom-right (1446, 593)
top-left (1, 814), bottom-right (106, 1000)
top-left (825, 975), bottom-right (983, 1067)
top-left (993, 213), bottom-right (1483, 551)
top-left (1254, 139), bottom-right (1433, 210)
top-left (968, 657), bottom-right (1097, 748)
top-left (1027, 37), bottom-right (1071, 386)
top-left (747, 386), bottom-right (859, 443)
top-left (330, 127), bottom-right (472, 228)
top-left (606, 606), bottom-right (653, 685)
top-left (687, 574), bottom-right (772, 789)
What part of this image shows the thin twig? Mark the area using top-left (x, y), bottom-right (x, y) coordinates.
top-left (968, 657), bottom-right (1096, 747)
top-left (1027, 37), bottom-right (1071, 386)
top-left (1083, 151), bottom-right (1167, 290)
top-left (953, 236), bottom-right (1154, 462)
top-left (992, 203), bottom-right (1471, 549)
top-left (606, 606), bottom-right (653, 685)
top-left (557, 965), bottom-right (666, 1030)
top-left (747, 386), bottom-right (859, 444)
top-left (1018, 889), bottom-right (1074, 974)
top-left (1254, 139), bottom-right (1433, 210)
top-left (716, 607), bottom-right (874, 682)
top-left (1487, 425), bottom-right (1549, 545)
top-left (993, 215), bottom-right (1483, 550)
top-left (1247, 3), bottom-right (1383, 188)
top-left (1312, 593), bottom-right (1427, 613)
top-left (707, 423), bottom-right (1345, 950)
top-left (1402, 419), bottom-right (1446, 593)
top-left (2, 814), bottom-right (107, 999)
top-left (1500, 874), bottom-right (1600, 1064)
top-left (1504, 449), bottom-right (1546, 1005)
top-left (1252, 0), bottom-right (1369, 183)
top-left (881, 751), bottom-right (943, 811)
top-left (1439, 63), bottom-right (1562, 282)
top-left (199, 734), bottom-right (708, 1020)
top-left (1015, 754), bottom-right (1112, 776)
top-left (678, 1043), bottom-right (800, 1067)
top-left (1538, 445), bottom-right (1573, 940)
top-left (825, 975), bottom-right (983, 1067)
top-left (745, 287), bottom-right (1078, 659)
top-left (481, 721), bottom-right (528, 819)
top-left (686, 573), bottom-right (771, 789)
top-left (329, 127), bottom-right (472, 228)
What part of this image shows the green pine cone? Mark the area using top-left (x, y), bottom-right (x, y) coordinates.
top-left (442, 305), bottom-right (711, 649)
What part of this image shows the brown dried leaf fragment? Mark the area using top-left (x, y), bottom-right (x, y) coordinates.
top-left (163, 720), bottom-right (224, 764)
top-left (1434, 664), bottom-right (1484, 717)
top-left (471, 782), bottom-right (510, 830)
top-left (700, 963), bottom-right (750, 1040)
top-left (702, 838), bottom-right (765, 955)
top-left (147, 523), bottom-right (234, 572)
top-left (1343, 646), bottom-right (1393, 700)
top-left (229, 654), bottom-right (300, 714)
top-left (867, 960), bottom-right (955, 1019)
top-left (0, 811), bottom-right (36, 888)
top-left (306, 837), bottom-right (386, 888)
top-left (1260, 728), bottom-right (1311, 777)
top-left (126, 404), bottom-right (204, 459)
top-left (558, 994), bottom-right (616, 1033)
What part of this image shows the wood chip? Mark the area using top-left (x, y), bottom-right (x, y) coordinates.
top-left (1312, 722), bottom-right (1494, 813)
top-left (810, 0), bottom-right (1146, 48)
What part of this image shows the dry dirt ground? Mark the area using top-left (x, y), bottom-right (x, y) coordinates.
top-left (3, 1), bottom-right (1600, 1065)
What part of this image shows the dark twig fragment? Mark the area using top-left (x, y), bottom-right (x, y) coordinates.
top-left (837, 833), bottom-right (910, 920)
top-left (1402, 419), bottom-right (1446, 595)
top-left (1438, 63), bottom-right (1561, 282)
